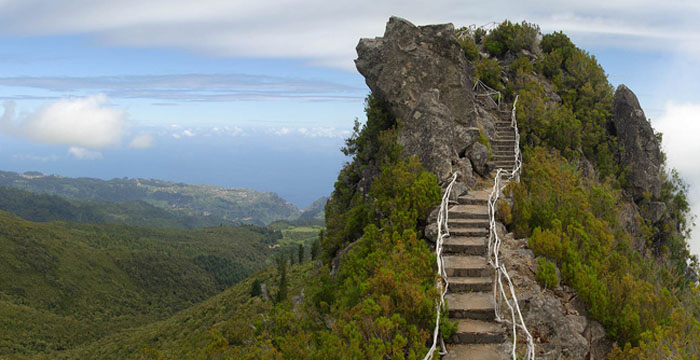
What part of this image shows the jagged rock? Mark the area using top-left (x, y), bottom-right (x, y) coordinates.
top-left (469, 142), bottom-right (490, 176)
top-left (356, 16), bottom-right (477, 128)
top-left (453, 158), bottom-right (476, 188)
top-left (449, 181), bottom-right (469, 202)
top-left (424, 221), bottom-right (438, 243)
top-left (453, 125), bottom-right (480, 157)
top-left (642, 201), bottom-right (667, 223)
top-left (397, 89), bottom-right (456, 181)
top-left (611, 84), bottom-right (662, 201)
top-left (260, 283), bottom-right (270, 302)
top-left (475, 106), bottom-right (497, 140)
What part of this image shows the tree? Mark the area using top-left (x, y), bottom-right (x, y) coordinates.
top-left (311, 235), bottom-right (321, 260)
top-left (275, 255), bottom-right (287, 303)
top-left (289, 250), bottom-right (295, 266)
top-left (250, 279), bottom-right (262, 297)
top-left (298, 244), bottom-right (305, 263)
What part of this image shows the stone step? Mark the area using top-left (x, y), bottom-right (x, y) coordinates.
top-left (451, 228), bottom-right (489, 237)
top-left (456, 189), bottom-right (489, 205)
top-left (448, 218), bottom-right (489, 229)
top-left (457, 196), bottom-right (488, 206)
top-left (491, 151), bottom-right (512, 156)
top-left (448, 319), bottom-right (507, 344)
top-left (443, 237), bottom-right (486, 255)
top-left (490, 162), bottom-right (515, 167)
top-left (449, 205), bottom-right (489, 219)
top-left (490, 139), bottom-right (516, 145)
top-left (444, 255), bottom-right (491, 278)
top-left (446, 291), bottom-right (495, 320)
top-left (492, 144), bottom-right (514, 149)
top-left (448, 276), bottom-right (492, 292)
top-left (442, 344), bottom-right (508, 360)
top-left (490, 155), bottom-right (514, 161)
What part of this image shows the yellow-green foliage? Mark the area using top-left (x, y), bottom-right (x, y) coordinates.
top-left (474, 57), bottom-right (503, 91)
top-left (483, 20), bottom-right (539, 57)
top-left (508, 148), bottom-right (694, 347)
top-left (534, 30), bottom-right (617, 176)
top-left (457, 34), bottom-right (479, 61)
top-left (535, 257), bottom-right (559, 289)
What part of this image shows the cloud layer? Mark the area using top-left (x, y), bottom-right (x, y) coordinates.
top-left (0, 74), bottom-right (364, 102)
top-left (0, 0), bottom-right (698, 68)
top-left (655, 102), bottom-right (700, 256)
top-left (1, 94), bottom-right (125, 149)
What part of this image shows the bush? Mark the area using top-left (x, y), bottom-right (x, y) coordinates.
top-left (458, 36), bottom-right (479, 61)
top-left (483, 20), bottom-right (540, 57)
top-left (536, 257), bottom-right (559, 289)
top-left (475, 58), bottom-right (503, 91)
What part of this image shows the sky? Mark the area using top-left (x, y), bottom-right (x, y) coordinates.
top-left (0, 0), bottom-right (698, 254)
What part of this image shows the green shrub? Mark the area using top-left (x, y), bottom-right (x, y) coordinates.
top-left (536, 257), bottom-right (559, 289)
top-left (458, 36), bottom-right (479, 61)
top-left (475, 58), bottom-right (503, 91)
top-left (483, 20), bottom-right (540, 57)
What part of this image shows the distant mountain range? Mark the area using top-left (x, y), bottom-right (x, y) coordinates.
top-left (0, 170), bottom-right (324, 226)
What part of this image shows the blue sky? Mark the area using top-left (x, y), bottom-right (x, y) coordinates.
top-left (0, 0), bottom-right (698, 254)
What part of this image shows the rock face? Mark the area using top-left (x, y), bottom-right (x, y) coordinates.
top-left (356, 17), bottom-right (477, 128)
top-left (397, 89), bottom-right (456, 180)
top-left (355, 16), bottom-right (498, 186)
top-left (611, 84), bottom-right (663, 201)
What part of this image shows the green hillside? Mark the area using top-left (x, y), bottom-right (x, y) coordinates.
top-left (45, 262), bottom-right (315, 359)
top-left (0, 170), bottom-right (300, 225)
top-left (0, 211), bottom-right (281, 358)
top-left (0, 186), bottom-right (228, 229)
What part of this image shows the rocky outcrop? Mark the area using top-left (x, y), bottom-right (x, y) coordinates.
top-left (356, 17), bottom-right (477, 128)
top-left (397, 89), bottom-right (456, 180)
top-left (611, 84), bottom-right (663, 201)
top-left (355, 16), bottom-right (500, 186)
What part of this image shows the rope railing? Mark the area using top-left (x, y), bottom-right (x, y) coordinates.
top-left (423, 172), bottom-right (458, 360)
top-left (487, 95), bottom-right (534, 359)
top-left (473, 79), bottom-right (502, 110)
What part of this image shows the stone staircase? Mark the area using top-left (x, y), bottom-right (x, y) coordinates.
top-left (442, 110), bottom-right (516, 360)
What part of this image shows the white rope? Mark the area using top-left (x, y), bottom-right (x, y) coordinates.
top-left (487, 95), bottom-right (534, 359)
top-left (473, 79), bottom-right (502, 109)
top-left (423, 172), bottom-right (458, 360)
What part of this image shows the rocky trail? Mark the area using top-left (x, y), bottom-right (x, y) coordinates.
top-left (442, 109), bottom-right (516, 360)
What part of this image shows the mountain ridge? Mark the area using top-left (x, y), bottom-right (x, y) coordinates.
top-left (0, 169), bottom-right (324, 225)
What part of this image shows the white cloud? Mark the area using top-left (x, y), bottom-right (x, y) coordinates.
top-left (128, 133), bottom-right (155, 149)
top-left (1, 94), bottom-right (125, 149)
top-left (68, 146), bottom-right (103, 160)
top-left (0, 0), bottom-right (698, 68)
top-left (272, 126), bottom-right (350, 138)
top-left (655, 102), bottom-right (700, 256)
top-left (182, 129), bottom-right (195, 137)
top-left (274, 127), bottom-right (291, 136)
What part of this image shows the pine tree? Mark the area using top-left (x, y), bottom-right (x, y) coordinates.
top-left (250, 279), bottom-right (262, 297)
top-left (298, 244), bottom-right (305, 263)
top-left (275, 255), bottom-right (287, 303)
top-left (311, 238), bottom-right (320, 260)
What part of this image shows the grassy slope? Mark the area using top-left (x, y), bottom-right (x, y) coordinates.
top-left (48, 263), bottom-right (314, 360)
top-left (0, 211), bottom-right (278, 358)
top-left (0, 170), bottom-right (300, 224)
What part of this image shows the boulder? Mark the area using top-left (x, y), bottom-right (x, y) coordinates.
top-left (469, 142), bottom-right (490, 176)
top-left (356, 17), bottom-right (477, 128)
top-left (397, 89), bottom-right (456, 181)
top-left (611, 84), bottom-right (662, 201)
top-left (453, 125), bottom-right (480, 157)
